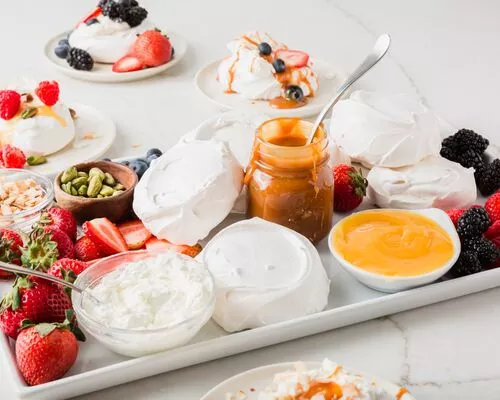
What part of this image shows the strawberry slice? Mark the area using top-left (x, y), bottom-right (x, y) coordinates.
top-left (82, 218), bottom-right (128, 256)
top-left (118, 220), bottom-right (152, 250)
top-left (79, 7), bottom-right (102, 26)
top-left (275, 49), bottom-right (310, 68)
top-left (145, 237), bottom-right (202, 258)
top-left (112, 56), bottom-right (145, 73)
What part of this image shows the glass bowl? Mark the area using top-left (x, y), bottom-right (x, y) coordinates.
top-left (72, 250), bottom-right (216, 358)
top-left (0, 169), bottom-right (54, 231)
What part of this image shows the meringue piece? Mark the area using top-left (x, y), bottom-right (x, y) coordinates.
top-left (217, 31), bottom-right (319, 100)
top-left (68, 16), bottom-right (150, 64)
top-left (202, 218), bottom-right (330, 332)
top-left (367, 156), bottom-right (477, 210)
top-left (330, 90), bottom-right (442, 168)
top-left (133, 140), bottom-right (243, 245)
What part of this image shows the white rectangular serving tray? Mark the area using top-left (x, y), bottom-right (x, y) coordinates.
top-left (1, 160), bottom-right (499, 400)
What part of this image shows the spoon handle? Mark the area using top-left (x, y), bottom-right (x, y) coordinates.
top-left (307, 34), bottom-right (391, 145)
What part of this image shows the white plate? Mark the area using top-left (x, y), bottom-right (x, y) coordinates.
top-left (26, 102), bottom-right (115, 176)
top-left (44, 31), bottom-right (188, 82)
top-left (201, 361), bottom-right (415, 399)
top-left (195, 59), bottom-right (343, 117)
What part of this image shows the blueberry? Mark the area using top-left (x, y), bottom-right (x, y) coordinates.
top-left (272, 58), bottom-right (286, 73)
top-left (146, 148), bottom-right (163, 158)
top-left (54, 45), bottom-right (70, 59)
top-left (285, 85), bottom-right (304, 102)
top-left (58, 38), bottom-right (70, 47)
top-left (258, 42), bottom-right (272, 56)
top-left (86, 18), bottom-right (99, 25)
top-left (129, 159), bottom-right (149, 178)
top-left (146, 154), bottom-right (159, 165)
top-left (120, 160), bottom-right (130, 167)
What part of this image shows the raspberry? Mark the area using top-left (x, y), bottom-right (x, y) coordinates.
top-left (0, 90), bottom-right (21, 120)
top-left (485, 220), bottom-right (500, 241)
top-left (35, 81), bottom-right (59, 106)
top-left (0, 145), bottom-right (26, 169)
top-left (446, 208), bottom-right (465, 227)
top-left (485, 192), bottom-right (500, 223)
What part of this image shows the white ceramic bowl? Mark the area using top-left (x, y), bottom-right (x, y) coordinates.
top-left (328, 208), bottom-right (461, 293)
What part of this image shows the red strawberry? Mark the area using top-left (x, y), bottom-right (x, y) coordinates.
top-left (446, 208), bottom-right (466, 227)
top-left (112, 55), bottom-right (144, 73)
top-left (118, 220), bottom-right (152, 250)
top-left (0, 90), bottom-right (21, 120)
top-left (40, 208), bottom-right (77, 241)
top-left (145, 237), bottom-right (202, 258)
top-left (131, 29), bottom-right (172, 67)
top-left (43, 226), bottom-right (74, 259)
top-left (485, 192), bottom-right (500, 223)
top-left (48, 258), bottom-right (88, 284)
top-left (16, 310), bottom-right (84, 386)
top-left (275, 49), bottom-right (310, 68)
top-left (35, 81), bottom-right (59, 106)
top-left (1, 145), bottom-right (26, 168)
top-left (82, 218), bottom-right (127, 256)
top-left (332, 164), bottom-right (368, 212)
top-left (485, 220), bottom-right (500, 242)
top-left (0, 277), bottom-right (71, 339)
top-left (0, 229), bottom-right (23, 279)
top-left (79, 7), bottom-right (102, 26)
top-left (74, 236), bottom-right (101, 261)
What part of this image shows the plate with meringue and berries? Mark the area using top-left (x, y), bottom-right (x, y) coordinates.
top-left (0, 79), bottom-right (115, 175)
top-left (44, 0), bottom-right (187, 82)
top-left (195, 32), bottom-right (342, 117)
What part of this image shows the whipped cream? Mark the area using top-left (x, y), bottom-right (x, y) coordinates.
top-left (85, 251), bottom-right (214, 330)
top-left (367, 156), bottom-right (477, 210)
top-left (69, 15), bottom-right (150, 63)
top-left (217, 31), bottom-right (318, 100)
top-left (133, 140), bottom-right (243, 245)
top-left (202, 218), bottom-right (330, 332)
top-left (330, 91), bottom-right (442, 168)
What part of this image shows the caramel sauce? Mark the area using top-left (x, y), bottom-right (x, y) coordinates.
top-left (396, 387), bottom-right (409, 399)
top-left (267, 135), bottom-right (308, 147)
top-left (225, 49), bottom-right (241, 94)
top-left (299, 381), bottom-right (343, 399)
top-left (242, 35), bottom-right (259, 46)
top-left (269, 97), bottom-right (307, 109)
top-left (36, 105), bottom-right (67, 127)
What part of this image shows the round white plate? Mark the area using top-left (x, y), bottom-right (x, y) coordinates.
top-left (26, 102), bottom-right (115, 176)
top-left (44, 31), bottom-right (188, 82)
top-left (195, 59), bottom-right (343, 118)
top-left (201, 361), bottom-right (414, 400)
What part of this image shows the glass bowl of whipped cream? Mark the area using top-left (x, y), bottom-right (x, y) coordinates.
top-left (72, 250), bottom-right (216, 357)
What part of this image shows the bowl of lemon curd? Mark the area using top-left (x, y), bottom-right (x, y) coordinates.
top-left (329, 208), bottom-right (461, 293)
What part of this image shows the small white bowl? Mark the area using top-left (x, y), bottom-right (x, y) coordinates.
top-left (328, 208), bottom-right (461, 293)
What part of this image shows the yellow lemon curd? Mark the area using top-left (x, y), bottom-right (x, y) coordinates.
top-left (332, 210), bottom-right (455, 277)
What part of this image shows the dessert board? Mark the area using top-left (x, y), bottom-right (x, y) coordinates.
top-left (44, 31), bottom-right (188, 83)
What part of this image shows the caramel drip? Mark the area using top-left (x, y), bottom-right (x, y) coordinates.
top-left (396, 387), bottom-right (409, 400)
top-left (269, 97), bottom-right (307, 109)
top-left (242, 35), bottom-right (259, 47)
top-left (298, 381), bottom-right (343, 400)
top-left (36, 105), bottom-right (67, 127)
top-left (225, 49), bottom-right (241, 94)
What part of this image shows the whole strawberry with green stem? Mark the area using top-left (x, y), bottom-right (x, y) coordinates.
top-left (16, 309), bottom-right (85, 386)
top-left (0, 229), bottom-right (23, 279)
top-left (332, 164), bottom-right (368, 212)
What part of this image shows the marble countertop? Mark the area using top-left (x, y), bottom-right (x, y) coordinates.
top-left (1, 0), bottom-right (499, 399)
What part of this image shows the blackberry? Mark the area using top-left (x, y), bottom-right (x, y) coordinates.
top-left (440, 146), bottom-right (458, 162)
top-left (66, 48), bottom-right (94, 71)
top-left (456, 149), bottom-right (485, 170)
top-left (98, 0), bottom-right (110, 7)
top-left (476, 159), bottom-right (500, 196)
top-left (454, 129), bottom-right (489, 153)
top-left (449, 251), bottom-right (483, 277)
top-left (442, 136), bottom-right (459, 151)
top-left (122, 6), bottom-right (148, 27)
top-left (101, 1), bottom-right (121, 19)
top-left (463, 237), bottom-right (499, 267)
top-left (456, 207), bottom-right (491, 238)
top-left (119, 0), bottom-right (139, 6)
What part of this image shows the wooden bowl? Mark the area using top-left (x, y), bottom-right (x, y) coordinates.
top-left (54, 161), bottom-right (138, 223)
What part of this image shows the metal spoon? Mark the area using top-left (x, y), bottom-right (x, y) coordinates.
top-left (0, 260), bottom-right (103, 306)
top-left (306, 34), bottom-right (391, 145)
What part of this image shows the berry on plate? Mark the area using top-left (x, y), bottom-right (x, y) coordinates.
top-left (48, 258), bottom-right (88, 284)
top-left (74, 236), bottom-right (102, 262)
top-left (66, 48), bottom-right (94, 71)
top-left (43, 226), bottom-right (75, 260)
top-left (21, 229), bottom-right (58, 272)
top-left (476, 159), bottom-right (500, 196)
top-left (131, 29), bottom-right (172, 68)
top-left (485, 192), bottom-right (500, 222)
top-left (39, 208), bottom-right (77, 241)
top-left (332, 164), bottom-right (368, 212)
top-left (35, 81), bottom-right (60, 107)
top-left (112, 55), bottom-right (144, 73)
top-left (118, 220), bottom-right (152, 250)
top-left (446, 208), bottom-right (466, 227)
top-left (485, 220), bottom-right (500, 242)
top-left (449, 250), bottom-right (483, 277)
top-left (82, 218), bottom-right (128, 256)
top-left (275, 49), bottom-right (310, 68)
top-left (145, 237), bottom-right (202, 258)
top-left (16, 310), bottom-right (84, 386)
top-left (463, 237), bottom-right (499, 267)
top-left (0, 145), bottom-right (26, 168)
top-left (0, 229), bottom-right (23, 279)
top-left (79, 6), bottom-right (102, 26)
top-left (456, 207), bottom-right (491, 238)
top-left (0, 90), bottom-right (21, 120)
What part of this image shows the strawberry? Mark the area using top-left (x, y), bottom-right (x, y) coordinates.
top-left (131, 29), bottom-right (172, 68)
top-left (39, 208), bottom-right (77, 241)
top-left (79, 7), bottom-right (102, 26)
top-left (82, 218), bottom-right (128, 256)
top-left (485, 192), bottom-right (500, 223)
top-left (0, 90), bottom-right (21, 120)
top-left (74, 236), bottom-right (101, 261)
top-left (485, 220), bottom-right (500, 242)
top-left (1, 144), bottom-right (26, 168)
top-left (118, 220), bottom-right (152, 250)
top-left (0, 277), bottom-right (71, 339)
top-left (332, 164), bottom-right (368, 212)
top-left (112, 55), bottom-right (144, 73)
top-left (16, 310), bottom-right (84, 386)
top-left (34, 81), bottom-right (59, 106)
top-left (43, 226), bottom-right (74, 260)
top-left (21, 228), bottom-right (58, 272)
top-left (446, 208), bottom-right (466, 227)
top-left (0, 229), bottom-right (23, 279)
top-left (48, 258), bottom-right (88, 284)
top-left (145, 237), bottom-right (202, 258)
top-left (275, 49), bottom-right (310, 68)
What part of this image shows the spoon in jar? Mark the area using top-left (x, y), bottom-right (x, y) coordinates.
top-left (306, 34), bottom-right (391, 145)
top-left (0, 260), bottom-right (103, 306)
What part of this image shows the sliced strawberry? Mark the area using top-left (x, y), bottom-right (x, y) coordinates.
top-left (112, 56), bottom-right (145, 73)
top-left (118, 220), bottom-right (152, 250)
top-left (275, 49), bottom-right (310, 68)
top-left (145, 237), bottom-right (202, 258)
top-left (79, 7), bottom-right (102, 26)
top-left (82, 218), bottom-right (127, 256)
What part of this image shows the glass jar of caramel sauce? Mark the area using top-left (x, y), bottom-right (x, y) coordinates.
top-left (245, 118), bottom-right (334, 244)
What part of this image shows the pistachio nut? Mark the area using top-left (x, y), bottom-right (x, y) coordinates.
top-left (61, 167), bottom-right (78, 184)
top-left (87, 176), bottom-right (103, 198)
